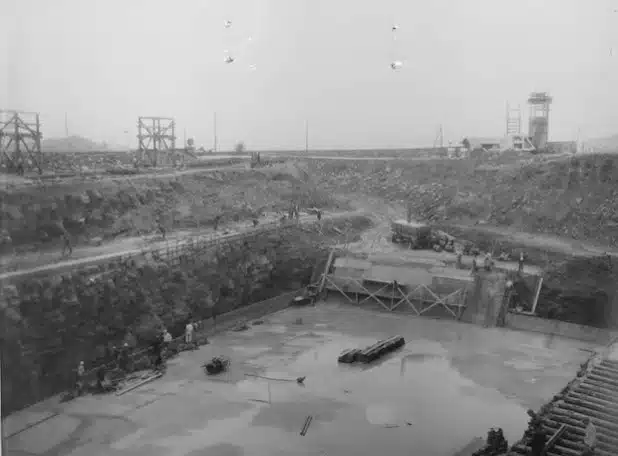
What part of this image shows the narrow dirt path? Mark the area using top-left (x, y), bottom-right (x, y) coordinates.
top-left (346, 195), bottom-right (618, 259)
top-left (447, 223), bottom-right (618, 258)
top-left (0, 210), bottom-right (363, 282)
top-left (0, 162), bottom-right (247, 189)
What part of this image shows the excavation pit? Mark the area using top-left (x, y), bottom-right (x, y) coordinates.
top-left (5, 302), bottom-right (596, 456)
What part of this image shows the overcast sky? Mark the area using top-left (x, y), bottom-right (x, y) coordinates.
top-left (1, 0), bottom-right (617, 150)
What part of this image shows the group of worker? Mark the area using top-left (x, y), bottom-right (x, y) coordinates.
top-left (460, 250), bottom-right (526, 275)
top-left (74, 320), bottom-right (202, 396)
top-left (151, 322), bottom-right (199, 371)
top-left (470, 253), bottom-right (494, 273)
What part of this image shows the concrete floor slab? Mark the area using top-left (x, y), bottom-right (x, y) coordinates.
top-left (4, 302), bottom-right (596, 456)
top-left (4, 411), bottom-right (58, 438)
top-left (6, 414), bottom-right (81, 455)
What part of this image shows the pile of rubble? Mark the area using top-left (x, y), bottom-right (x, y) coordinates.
top-left (42, 151), bottom-right (133, 174)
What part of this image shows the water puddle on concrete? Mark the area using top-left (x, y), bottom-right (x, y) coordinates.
top-left (253, 334), bottom-right (528, 455)
top-left (504, 359), bottom-right (544, 371)
top-left (230, 345), bottom-right (272, 357)
top-left (158, 333), bottom-right (530, 456)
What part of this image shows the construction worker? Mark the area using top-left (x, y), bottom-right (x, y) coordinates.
top-left (471, 254), bottom-right (479, 273)
top-left (529, 419), bottom-right (546, 456)
top-left (76, 361), bottom-right (86, 396)
top-left (252, 218), bottom-right (259, 228)
top-left (152, 333), bottom-right (165, 371)
top-left (456, 251), bottom-right (463, 269)
top-left (582, 418), bottom-right (597, 455)
top-left (162, 328), bottom-right (172, 356)
top-left (158, 222), bottom-right (166, 240)
top-left (518, 252), bottom-right (525, 274)
top-left (317, 210), bottom-right (322, 221)
top-left (484, 253), bottom-right (493, 271)
top-left (95, 365), bottom-right (107, 393)
top-left (213, 215), bottom-right (221, 231)
top-left (185, 321), bottom-right (194, 347)
top-left (61, 232), bottom-right (73, 257)
top-left (295, 204), bottom-right (300, 221)
top-left (117, 342), bottom-right (130, 372)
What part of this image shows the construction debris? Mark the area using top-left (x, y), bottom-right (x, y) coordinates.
top-left (115, 371), bottom-right (163, 396)
top-left (244, 373), bottom-right (306, 384)
top-left (300, 415), bottom-right (313, 436)
top-left (338, 336), bottom-right (405, 364)
top-left (232, 321), bottom-right (249, 332)
top-left (203, 356), bottom-right (231, 375)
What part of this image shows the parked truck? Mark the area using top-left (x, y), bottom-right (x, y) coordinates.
top-left (390, 219), bottom-right (432, 249)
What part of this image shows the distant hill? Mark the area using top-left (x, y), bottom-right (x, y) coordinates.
top-left (585, 134), bottom-right (618, 152)
top-left (42, 136), bottom-right (126, 153)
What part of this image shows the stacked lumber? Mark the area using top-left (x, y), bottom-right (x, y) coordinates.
top-left (337, 336), bottom-right (405, 364)
top-left (511, 357), bottom-right (618, 456)
top-left (338, 348), bottom-right (362, 364)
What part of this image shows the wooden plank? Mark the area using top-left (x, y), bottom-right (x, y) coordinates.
top-left (319, 249), bottom-right (336, 293)
top-left (115, 372), bottom-right (163, 396)
top-left (543, 423), bottom-right (567, 454)
top-left (531, 276), bottom-right (543, 314)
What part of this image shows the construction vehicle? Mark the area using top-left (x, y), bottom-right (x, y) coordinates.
top-left (390, 220), bottom-right (432, 249)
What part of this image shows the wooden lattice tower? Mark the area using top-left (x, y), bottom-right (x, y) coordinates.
top-left (0, 110), bottom-right (43, 174)
top-left (137, 116), bottom-right (176, 167)
top-left (506, 103), bottom-right (522, 135)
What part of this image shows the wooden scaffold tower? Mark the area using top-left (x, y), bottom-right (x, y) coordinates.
top-left (0, 110), bottom-right (43, 174)
top-left (136, 116), bottom-right (177, 167)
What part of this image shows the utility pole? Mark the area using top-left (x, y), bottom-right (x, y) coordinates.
top-left (183, 128), bottom-right (187, 148)
top-left (65, 112), bottom-right (69, 137)
top-left (213, 112), bottom-right (218, 153)
top-left (434, 124), bottom-right (444, 149)
top-left (305, 120), bottom-right (309, 154)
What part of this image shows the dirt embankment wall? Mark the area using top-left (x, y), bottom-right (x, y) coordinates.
top-left (0, 215), bottom-right (373, 416)
top-left (434, 225), bottom-right (618, 329)
top-left (0, 167), bottom-right (346, 253)
top-left (308, 153), bottom-right (618, 247)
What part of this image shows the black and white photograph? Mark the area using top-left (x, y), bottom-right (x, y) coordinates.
top-left (1, 1), bottom-right (617, 455)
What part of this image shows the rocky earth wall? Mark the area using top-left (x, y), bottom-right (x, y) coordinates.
top-left (0, 215), bottom-right (372, 416)
top-left (309, 153), bottom-right (618, 246)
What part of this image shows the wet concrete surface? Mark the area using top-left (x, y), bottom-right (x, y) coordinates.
top-left (5, 301), bottom-right (596, 456)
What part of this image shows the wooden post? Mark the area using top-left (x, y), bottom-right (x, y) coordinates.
top-left (319, 249), bottom-right (336, 294)
top-left (531, 276), bottom-right (543, 314)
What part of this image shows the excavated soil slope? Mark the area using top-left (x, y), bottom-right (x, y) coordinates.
top-left (307, 152), bottom-right (618, 247)
top-left (0, 165), bottom-right (348, 254)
